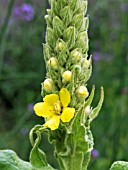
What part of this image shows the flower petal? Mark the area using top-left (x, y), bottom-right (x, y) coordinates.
top-left (34, 102), bottom-right (55, 117)
top-left (44, 115), bottom-right (60, 130)
top-left (59, 88), bottom-right (70, 108)
top-left (43, 94), bottom-right (59, 105)
top-left (61, 107), bottom-right (75, 122)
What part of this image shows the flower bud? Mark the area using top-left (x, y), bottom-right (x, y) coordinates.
top-left (43, 78), bottom-right (53, 93)
top-left (82, 58), bottom-right (90, 69)
top-left (73, 65), bottom-right (81, 74)
top-left (56, 42), bottom-right (63, 51)
top-left (62, 70), bottom-right (72, 82)
top-left (72, 50), bottom-right (81, 61)
top-left (77, 86), bottom-right (89, 98)
top-left (48, 57), bottom-right (58, 70)
top-left (84, 106), bottom-right (91, 116)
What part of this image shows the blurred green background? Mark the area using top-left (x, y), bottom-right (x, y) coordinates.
top-left (0, 0), bottom-right (128, 170)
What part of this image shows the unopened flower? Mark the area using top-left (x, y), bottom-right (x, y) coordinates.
top-left (48, 57), bottom-right (58, 70)
top-left (56, 42), bottom-right (63, 51)
top-left (43, 78), bottom-right (53, 93)
top-left (84, 106), bottom-right (91, 116)
top-left (72, 50), bottom-right (81, 61)
top-left (77, 86), bottom-right (89, 98)
top-left (82, 58), bottom-right (90, 69)
top-left (62, 70), bottom-right (72, 82)
top-left (34, 88), bottom-right (75, 130)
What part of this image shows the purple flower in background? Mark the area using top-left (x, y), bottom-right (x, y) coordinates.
top-left (91, 149), bottom-right (99, 158)
top-left (120, 3), bottom-right (127, 13)
top-left (93, 52), bottom-right (101, 61)
top-left (27, 103), bottom-right (34, 112)
top-left (20, 128), bottom-right (29, 135)
top-left (13, 3), bottom-right (35, 21)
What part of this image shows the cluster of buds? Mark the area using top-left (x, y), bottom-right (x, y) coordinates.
top-left (41, 0), bottom-right (104, 132)
top-left (31, 1), bottom-right (104, 170)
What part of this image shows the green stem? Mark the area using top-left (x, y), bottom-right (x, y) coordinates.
top-left (0, 0), bottom-right (15, 76)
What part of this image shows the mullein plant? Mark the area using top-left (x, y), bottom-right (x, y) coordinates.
top-left (29, 0), bottom-right (104, 170)
top-left (0, 0), bottom-right (128, 170)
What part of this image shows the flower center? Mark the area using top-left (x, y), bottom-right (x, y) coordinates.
top-left (54, 101), bottom-right (61, 114)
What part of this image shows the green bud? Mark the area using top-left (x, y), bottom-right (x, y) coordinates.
top-left (56, 42), bottom-right (63, 51)
top-left (71, 50), bottom-right (81, 62)
top-left (72, 65), bottom-right (81, 74)
top-left (82, 58), bottom-right (90, 69)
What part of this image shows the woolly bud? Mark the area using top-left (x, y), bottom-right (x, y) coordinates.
top-left (72, 50), bottom-right (81, 61)
top-left (62, 70), bottom-right (72, 82)
top-left (82, 58), bottom-right (90, 69)
top-left (43, 78), bottom-right (53, 93)
top-left (84, 106), bottom-right (91, 116)
top-left (77, 86), bottom-right (89, 98)
top-left (48, 57), bottom-right (58, 70)
top-left (56, 42), bottom-right (63, 51)
top-left (73, 65), bottom-right (81, 74)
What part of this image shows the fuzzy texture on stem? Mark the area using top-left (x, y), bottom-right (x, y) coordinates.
top-left (31, 1), bottom-right (104, 170)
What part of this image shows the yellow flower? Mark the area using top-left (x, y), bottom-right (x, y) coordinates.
top-left (34, 88), bottom-right (75, 130)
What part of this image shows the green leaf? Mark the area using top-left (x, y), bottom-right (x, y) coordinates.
top-left (43, 43), bottom-right (52, 61)
top-left (30, 128), bottom-right (48, 169)
top-left (60, 6), bottom-right (73, 26)
top-left (30, 148), bottom-right (47, 169)
top-left (110, 161), bottom-right (128, 170)
top-left (81, 1), bottom-right (88, 14)
top-left (84, 56), bottom-right (92, 83)
top-left (58, 52), bottom-right (68, 66)
top-left (69, 0), bottom-right (78, 12)
top-left (53, 16), bottom-right (64, 37)
top-left (71, 13), bottom-right (84, 31)
top-left (46, 27), bottom-right (56, 49)
top-left (51, 0), bottom-right (59, 16)
top-left (90, 87), bottom-right (104, 121)
top-left (63, 26), bottom-right (75, 49)
top-left (49, 109), bottom-right (92, 170)
top-left (0, 149), bottom-right (33, 170)
top-left (85, 85), bottom-right (95, 107)
top-left (29, 125), bottom-right (57, 170)
top-left (75, 31), bottom-right (89, 53)
top-left (45, 15), bottom-right (52, 28)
